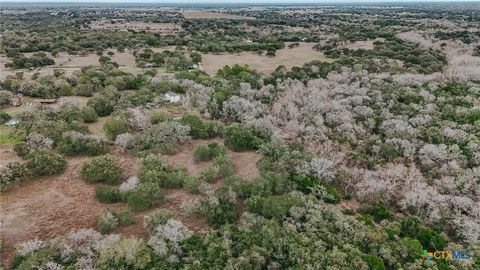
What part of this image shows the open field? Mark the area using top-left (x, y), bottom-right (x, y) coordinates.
top-left (90, 20), bottom-right (182, 34)
top-left (201, 42), bottom-right (334, 75)
top-left (183, 10), bottom-right (255, 20)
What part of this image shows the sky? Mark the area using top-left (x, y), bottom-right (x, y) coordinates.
top-left (2, 0), bottom-right (479, 2)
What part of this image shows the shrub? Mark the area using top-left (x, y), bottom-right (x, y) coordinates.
top-left (25, 150), bottom-right (67, 176)
top-left (0, 111), bottom-right (11, 125)
top-left (223, 123), bottom-right (259, 152)
top-left (119, 176), bottom-right (139, 191)
top-left (363, 255), bottom-right (385, 270)
top-left (213, 154), bottom-right (235, 179)
top-left (116, 207), bottom-right (135, 226)
top-left (87, 91), bottom-right (119, 116)
top-left (79, 155), bottom-right (123, 184)
top-left (194, 145), bottom-right (213, 162)
top-left (311, 184), bottom-right (341, 204)
top-left (97, 209), bottom-right (119, 234)
top-left (358, 214), bottom-right (375, 227)
top-left (245, 194), bottom-right (303, 220)
top-left (103, 118), bottom-right (131, 140)
top-left (202, 202), bottom-right (239, 228)
top-left (131, 121), bottom-right (190, 155)
top-left (0, 162), bottom-right (31, 191)
top-left (139, 166), bottom-right (187, 188)
top-left (81, 106), bottom-right (98, 123)
top-left (0, 91), bottom-right (12, 106)
top-left (144, 209), bottom-right (174, 233)
top-left (126, 182), bottom-right (164, 211)
top-left (95, 185), bottom-right (123, 203)
top-left (201, 166), bottom-right (220, 183)
top-left (183, 176), bottom-right (200, 193)
top-left (181, 113), bottom-right (220, 139)
top-left (57, 131), bottom-right (108, 156)
top-left (14, 133), bottom-right (54, 158)
top-left (360, 203), bottom-right (392, 223)
top-left (149, 110), bottom-right (172, 124)
top-left (208, 142), bottom-right (227, 157)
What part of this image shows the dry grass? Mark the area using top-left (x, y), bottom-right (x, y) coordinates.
top-left (168, 137), bottom-right (261, 180)
top-left (0, 136), bottom-right (261, 266)
top-left (201, 42), bottom-right (334, 75)
top-left (88, 116), bottom-right (111, 139)
top-left (0, 146), bottom-right (138, 266)
top-left (183, 10), bottom-right (255, 20)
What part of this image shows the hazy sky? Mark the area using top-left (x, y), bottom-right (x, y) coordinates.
top-left (2, 0), bottom-right (480, 2)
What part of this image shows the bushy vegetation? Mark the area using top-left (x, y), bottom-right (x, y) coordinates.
top-left (103, 118), bottom-right (131, 141)
top-left (223, 123), bottom-right (259, 151)
top-left (57, 131), bottom-right (108, 156)
top-left (97, 207), bottom-right (135, 234)
top-left (3, 3), bottom-right (480, 269)
top-left (25, 150), bottom-right (67, 176)
top-left (79, 155), bottom-right (123, 184)
top-left (5, 53), bottom-right (54, 69)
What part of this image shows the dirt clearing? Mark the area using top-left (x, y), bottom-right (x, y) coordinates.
top-left (168, 137), bottom-right (261, 180)
top-left (0, 146), bottom-right (137, 266)
top-left (183, 10), bottom-right (255, 20)
top-left (201, 42), bottom-right (334, 75)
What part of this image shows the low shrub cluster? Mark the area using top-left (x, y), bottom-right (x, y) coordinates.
top-left (103, 117), bottom-right (132, 141)
top-left (223, 123), bottom-right (260, 152)
top-left (193, 143), bottom-right (227, 162)
top-left (1, 150), bottom-right (66, 191)
top-left (97, 207), bottom-right (135, 234)
top-left (80, 155), bottom-right (123, 184)
top-left (57, 131), bottom-right (108, 156)
top-left (181, 113), bottom-right (223, 139)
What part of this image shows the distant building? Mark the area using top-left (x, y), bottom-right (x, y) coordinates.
top-left (163, 91), bottom-right (182, 104)
top-left (25, 98), bottom-right (57, 106)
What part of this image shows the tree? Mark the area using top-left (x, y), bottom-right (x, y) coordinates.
top-left (103, 118), bottom-right (132, 140)
top-left (223, 123), bottom-right (259, 152)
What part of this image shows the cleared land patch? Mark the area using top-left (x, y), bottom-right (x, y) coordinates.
top-left (183, 10), bottom-right (255, 20)
top-left (201, 42), bottom-right (334, 75)
top-left (168, 137), bottom-right (261, 180)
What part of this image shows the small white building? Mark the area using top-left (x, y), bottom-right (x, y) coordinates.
top-left (163, 91), bottom-right (182, 104)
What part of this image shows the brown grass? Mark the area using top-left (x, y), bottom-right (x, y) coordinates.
top-left (0, 137), bottom-right (261, 266)
top-left (201, 42), bottom-right (334, 75)
top-left (168, 137), bottom-right (260, 180)
top-left (0, 146), bottom-right (137, 266)
top-left (183, 10), bottom-right (255, 20)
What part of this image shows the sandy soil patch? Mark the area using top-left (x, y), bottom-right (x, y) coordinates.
top-left (0, 146), bottom-right (21, 168)
top-left (110, 50), bottom-right (137, 68)
top-left (88, 116), bottom-right (111, 139)
top-left (341, 39), bottom-right (382, 50)
top-left (201, 42), bottom-right (334, 75)
top-left (61, 54), bottom-right (100, 68)
top-left (183, 10), bottom-right (255, 20)
top-left (168, 137), bottom-right (260, 180)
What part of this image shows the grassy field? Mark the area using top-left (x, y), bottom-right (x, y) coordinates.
top-left (0, 126), bottom-right (21, 146)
